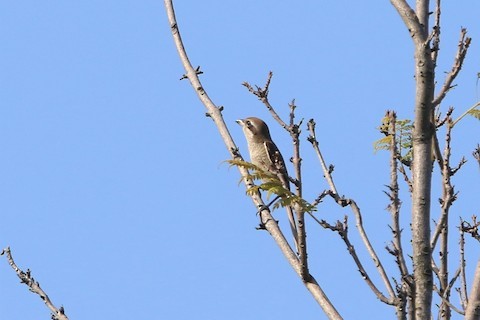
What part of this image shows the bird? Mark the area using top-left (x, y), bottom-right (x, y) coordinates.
top-left (236, 117), bottom-right (298, 250)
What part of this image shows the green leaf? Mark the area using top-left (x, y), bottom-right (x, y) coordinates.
top-left (227, 159), bottom-right (317, 213)
top-left (468, 109), bottom-right (480, 120)
top-left (374, 117), bottom-right (413, 163)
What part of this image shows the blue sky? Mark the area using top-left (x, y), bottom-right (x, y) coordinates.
top-left (1, 1), bottom-right (479, 319)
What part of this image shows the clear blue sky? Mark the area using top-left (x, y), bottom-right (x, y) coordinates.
top-left (1, 1), bottom-right (479, 319)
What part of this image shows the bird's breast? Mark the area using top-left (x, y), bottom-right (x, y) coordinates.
top-left (248, 142), bottom-right (270, 171)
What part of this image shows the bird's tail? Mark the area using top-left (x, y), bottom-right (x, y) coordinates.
top-left (285, 205), bottom-right (299, 254)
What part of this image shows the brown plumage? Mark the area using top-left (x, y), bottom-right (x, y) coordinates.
top-left (236, 117), bottom-right (298, 250)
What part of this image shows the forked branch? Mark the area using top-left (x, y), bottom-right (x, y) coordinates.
top-left (432, 28), bottom-right (472, 108)
top-left (164, 1), bottom-right (342, 318)
top-left (307, 120), bottom-right (397, 303)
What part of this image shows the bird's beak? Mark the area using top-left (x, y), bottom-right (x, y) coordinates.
top-left (236, 119), bottom-right (244, 126)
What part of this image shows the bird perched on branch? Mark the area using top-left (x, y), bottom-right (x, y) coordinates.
top-left (236, 117), bottom-right (298, 250)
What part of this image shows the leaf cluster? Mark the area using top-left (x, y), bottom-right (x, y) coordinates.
top-left (227, 159), bottom-right (316, 213)
top-left (467, 107), bottom-right (480, 120)
top-left (374, 116), bottom-right (413, 163)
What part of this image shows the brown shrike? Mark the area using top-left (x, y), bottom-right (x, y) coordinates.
top-left (236, 117), bottom-right (298, 250)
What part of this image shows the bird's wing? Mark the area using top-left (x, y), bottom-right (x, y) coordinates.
top-left (264, 140), bottom-right (297, 251)
top-left (264, 140), bottom-right (290, 190)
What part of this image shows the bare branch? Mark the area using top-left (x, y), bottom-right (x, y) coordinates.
top-left (459, 222), bottom-right (469, 310)
top-left (465, 259), bottom-right (480, 320)
top-left (433, 285), bottom-right (465, 316)
top-left (1, 247), bottom-right (69, 320)
top-left (308, 118), bottom-right (397, 302)
top-left (452, 101), bottom-right (480, 127)
top-left (384, 111), bottom-right (411, 318)
top-left (461, 216), bottom-right (480, 242)
top-left (243, 72), bottom-right (290, 131)
top-left (325, 191), bottom-right (398, 302)
top-left (473, 144), bottom-right (480, 170)
top-left (430, 0), bottom-right (441, 63)
top-left (431, 118), bottom-right (456, 250)
top-left (319, 217), bottom-right (396, 305)
top-left (386, 111), bottom-right (410, 282)
top-left (392, 0), bottom-right (436, 315)
top-left (164, 1), bottom-right (342, 317)
top-left (306, 119), bottom-right (338, 194)
top-left (389, 0), bottom-right (427, 43)
top-left (432, 29), bottom-right (472, 108)
top-left (397, 163), bottom-right (412, 192)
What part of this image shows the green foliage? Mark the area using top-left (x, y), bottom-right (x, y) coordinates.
top-left (468, 108), bottom-right (480, 121)
top-left (374, 116), bottom-right (413, 163)
top-left (227, 159), bottom-right (317, 213)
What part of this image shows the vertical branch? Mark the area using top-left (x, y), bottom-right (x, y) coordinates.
top-left (465, 260), bottom-right (480, 320)
top-left (391, 1), bottom-right (435, 319)
top-left (286, 101), bottom-right (309, 281)
top-left (437, 118), bottom-right (455, 319)
top-left (386, 111), bottom-right (410, 319)
top-left (411, 26), bottom-right (435, 320)
top-left (459, 222), bottom-right (468, 310)
top-left (387, 111), bottom-right (410, 278)
top-left (430, 0), bottom-right (441, 64)
top-left (416, 0), bottom-right (430, 31)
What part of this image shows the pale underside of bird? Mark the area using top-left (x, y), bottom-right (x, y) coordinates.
top-left (236, 117), bottom-right (299, 251)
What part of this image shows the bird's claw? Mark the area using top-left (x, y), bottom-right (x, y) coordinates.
top-left (256, 204), bottom-right (270, 215)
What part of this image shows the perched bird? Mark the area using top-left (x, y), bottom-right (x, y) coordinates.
top-left (236, 117), bottom-right (298, 249)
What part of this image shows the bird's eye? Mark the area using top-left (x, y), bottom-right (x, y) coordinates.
top-left (246, 120), bottom-right (251, 126)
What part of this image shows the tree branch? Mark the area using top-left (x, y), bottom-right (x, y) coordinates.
top-left (465, 259), bottom-right (480, 320)
top-left (1, 247), bottom-right (69, 320)
top-left (306, 119), bottom-right (338, 194)
top-left (307, 120), bottom-right (397, 301)
top-left (459, 220), bottom-right (469, 310)
top-left (452, 101), bottom-right (480, 127)
top-left (390, 0), bottom-right (427, 44)
top-left (164, 1), bottom-right (342, 318)
top-left (243, 77), bottom-right (310, 279)
top-left (391, 1), bottom-right (435, 318)
top-left (386, 111), bottom-right (410, 282)
top-left (432, 28), bottom-right (472, 108)
top-left (318, 217), bottom-right (396, 305)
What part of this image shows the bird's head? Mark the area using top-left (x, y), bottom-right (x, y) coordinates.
top-left (236, 117), bottom-right (272, 143)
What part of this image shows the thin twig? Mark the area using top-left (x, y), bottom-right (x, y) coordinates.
top-left (459, 219), bottom-right (468, 309)
top-left (307, 119), bottom-right (396, 301)
top-left (1, 247), bottom-right (69, 320)
top-left (307, 119), bottom-right (338, 194)
top-left (452, 101), bottom-right (480, 127)
top-left (473, 144), bottom-right (480, 170)
top-left (432, 28), bottom-right (472, 108)
top-left (243, 72), bottom-right (289, 131)
top-left (386, 111), bottom-right (410, 282)
top-left (431, 117), bottom-right (456, 250)
top-left (433, 285), bottom-right (465, 315)
top-left (384, 112), bottom-right (410, 319)
top-left (318, 216), bottom-right (396, 305)
top-left (429, 0), bottom-right (441, 64)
